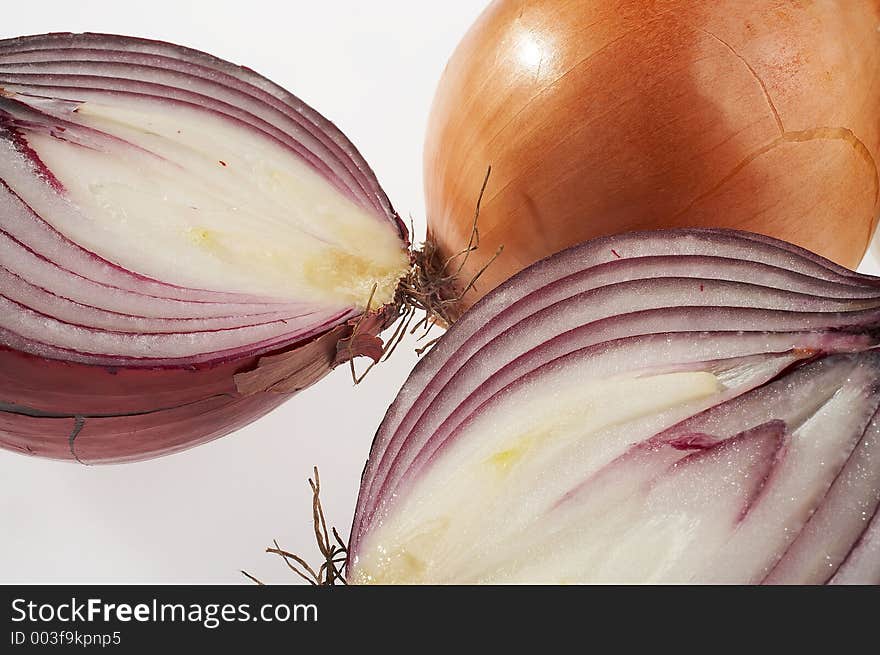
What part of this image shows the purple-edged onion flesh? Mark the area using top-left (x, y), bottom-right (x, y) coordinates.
top-left (0, 33), bottom-right (409, 463)
top-left (348, 229), bottom-right (880, 584)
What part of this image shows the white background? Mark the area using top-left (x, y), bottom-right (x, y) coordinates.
top-left (0, 0), bottom-right (486, 583)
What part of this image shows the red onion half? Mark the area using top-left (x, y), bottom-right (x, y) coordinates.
top-left (348, 229), bottom-right (880, 584)
top-left (0, 33), bottom-right (410, 463)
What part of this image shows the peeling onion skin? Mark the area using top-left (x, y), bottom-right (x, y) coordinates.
top-left (348, 229), bottom-right (880, 584)
top-left (425, 0), bottom-right (880, 315)
top-left (0, 311), bottom-right (393, 464)
top-left (0, 33), bottom-right (408, 463)
top-left (0, 348), bottom-right (287, 464)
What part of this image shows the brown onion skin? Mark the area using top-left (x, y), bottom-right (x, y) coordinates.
top-left (425, 0), bottom-right (880, 315)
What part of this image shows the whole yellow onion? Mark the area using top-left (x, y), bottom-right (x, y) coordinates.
top-left (425, 0), bottom-right (880, 313)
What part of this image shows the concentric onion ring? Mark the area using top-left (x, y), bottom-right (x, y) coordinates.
top-left (349, 229), bottom-right (880, 584)
top-left (0, 33), bottom-right (410, 463)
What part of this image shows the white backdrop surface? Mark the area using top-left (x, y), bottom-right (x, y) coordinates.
top-left (0, 0), bottom-right (485, 583)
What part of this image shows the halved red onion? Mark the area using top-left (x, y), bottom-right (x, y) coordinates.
top-left (0, 33), bottom-right (410, 463)
top-left (348, 229), bottom-right (880, 584)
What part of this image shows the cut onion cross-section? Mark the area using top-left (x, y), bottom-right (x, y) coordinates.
top-left (348, 229), bottom-right (880, 584)
top-left (0, 33), bottom-right (410, 463)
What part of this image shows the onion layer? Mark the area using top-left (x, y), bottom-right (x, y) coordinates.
top-left (424, 0), bottom-right (880, 314)
top-left (0, 33), bottom-right (409, 463)
top-left (348, 229), bottom-right (880, 584)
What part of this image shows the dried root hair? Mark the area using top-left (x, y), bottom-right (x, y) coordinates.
top-left (348, 166), bottom-right (502, 383)
top-left (242, 467), bottom-right (347, 586)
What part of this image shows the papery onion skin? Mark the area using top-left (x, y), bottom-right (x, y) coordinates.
top-left (0, 312), bottom-right (392, 464)
top-left (425, 0), bottom-right (880, 314)
top-left (0, 348), bottom-right (285, 464)
top-left (348, 229), bottom-right (880, 584)
top-left (0, 33), bottom-right (408, 463)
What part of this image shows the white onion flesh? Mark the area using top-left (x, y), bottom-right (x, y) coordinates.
top-left (0, 33), bottom-right (410, 365)
top-left (349, 229), bottom-right (880, 584)
top-left (9, 97), bottom-right (407, 305)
